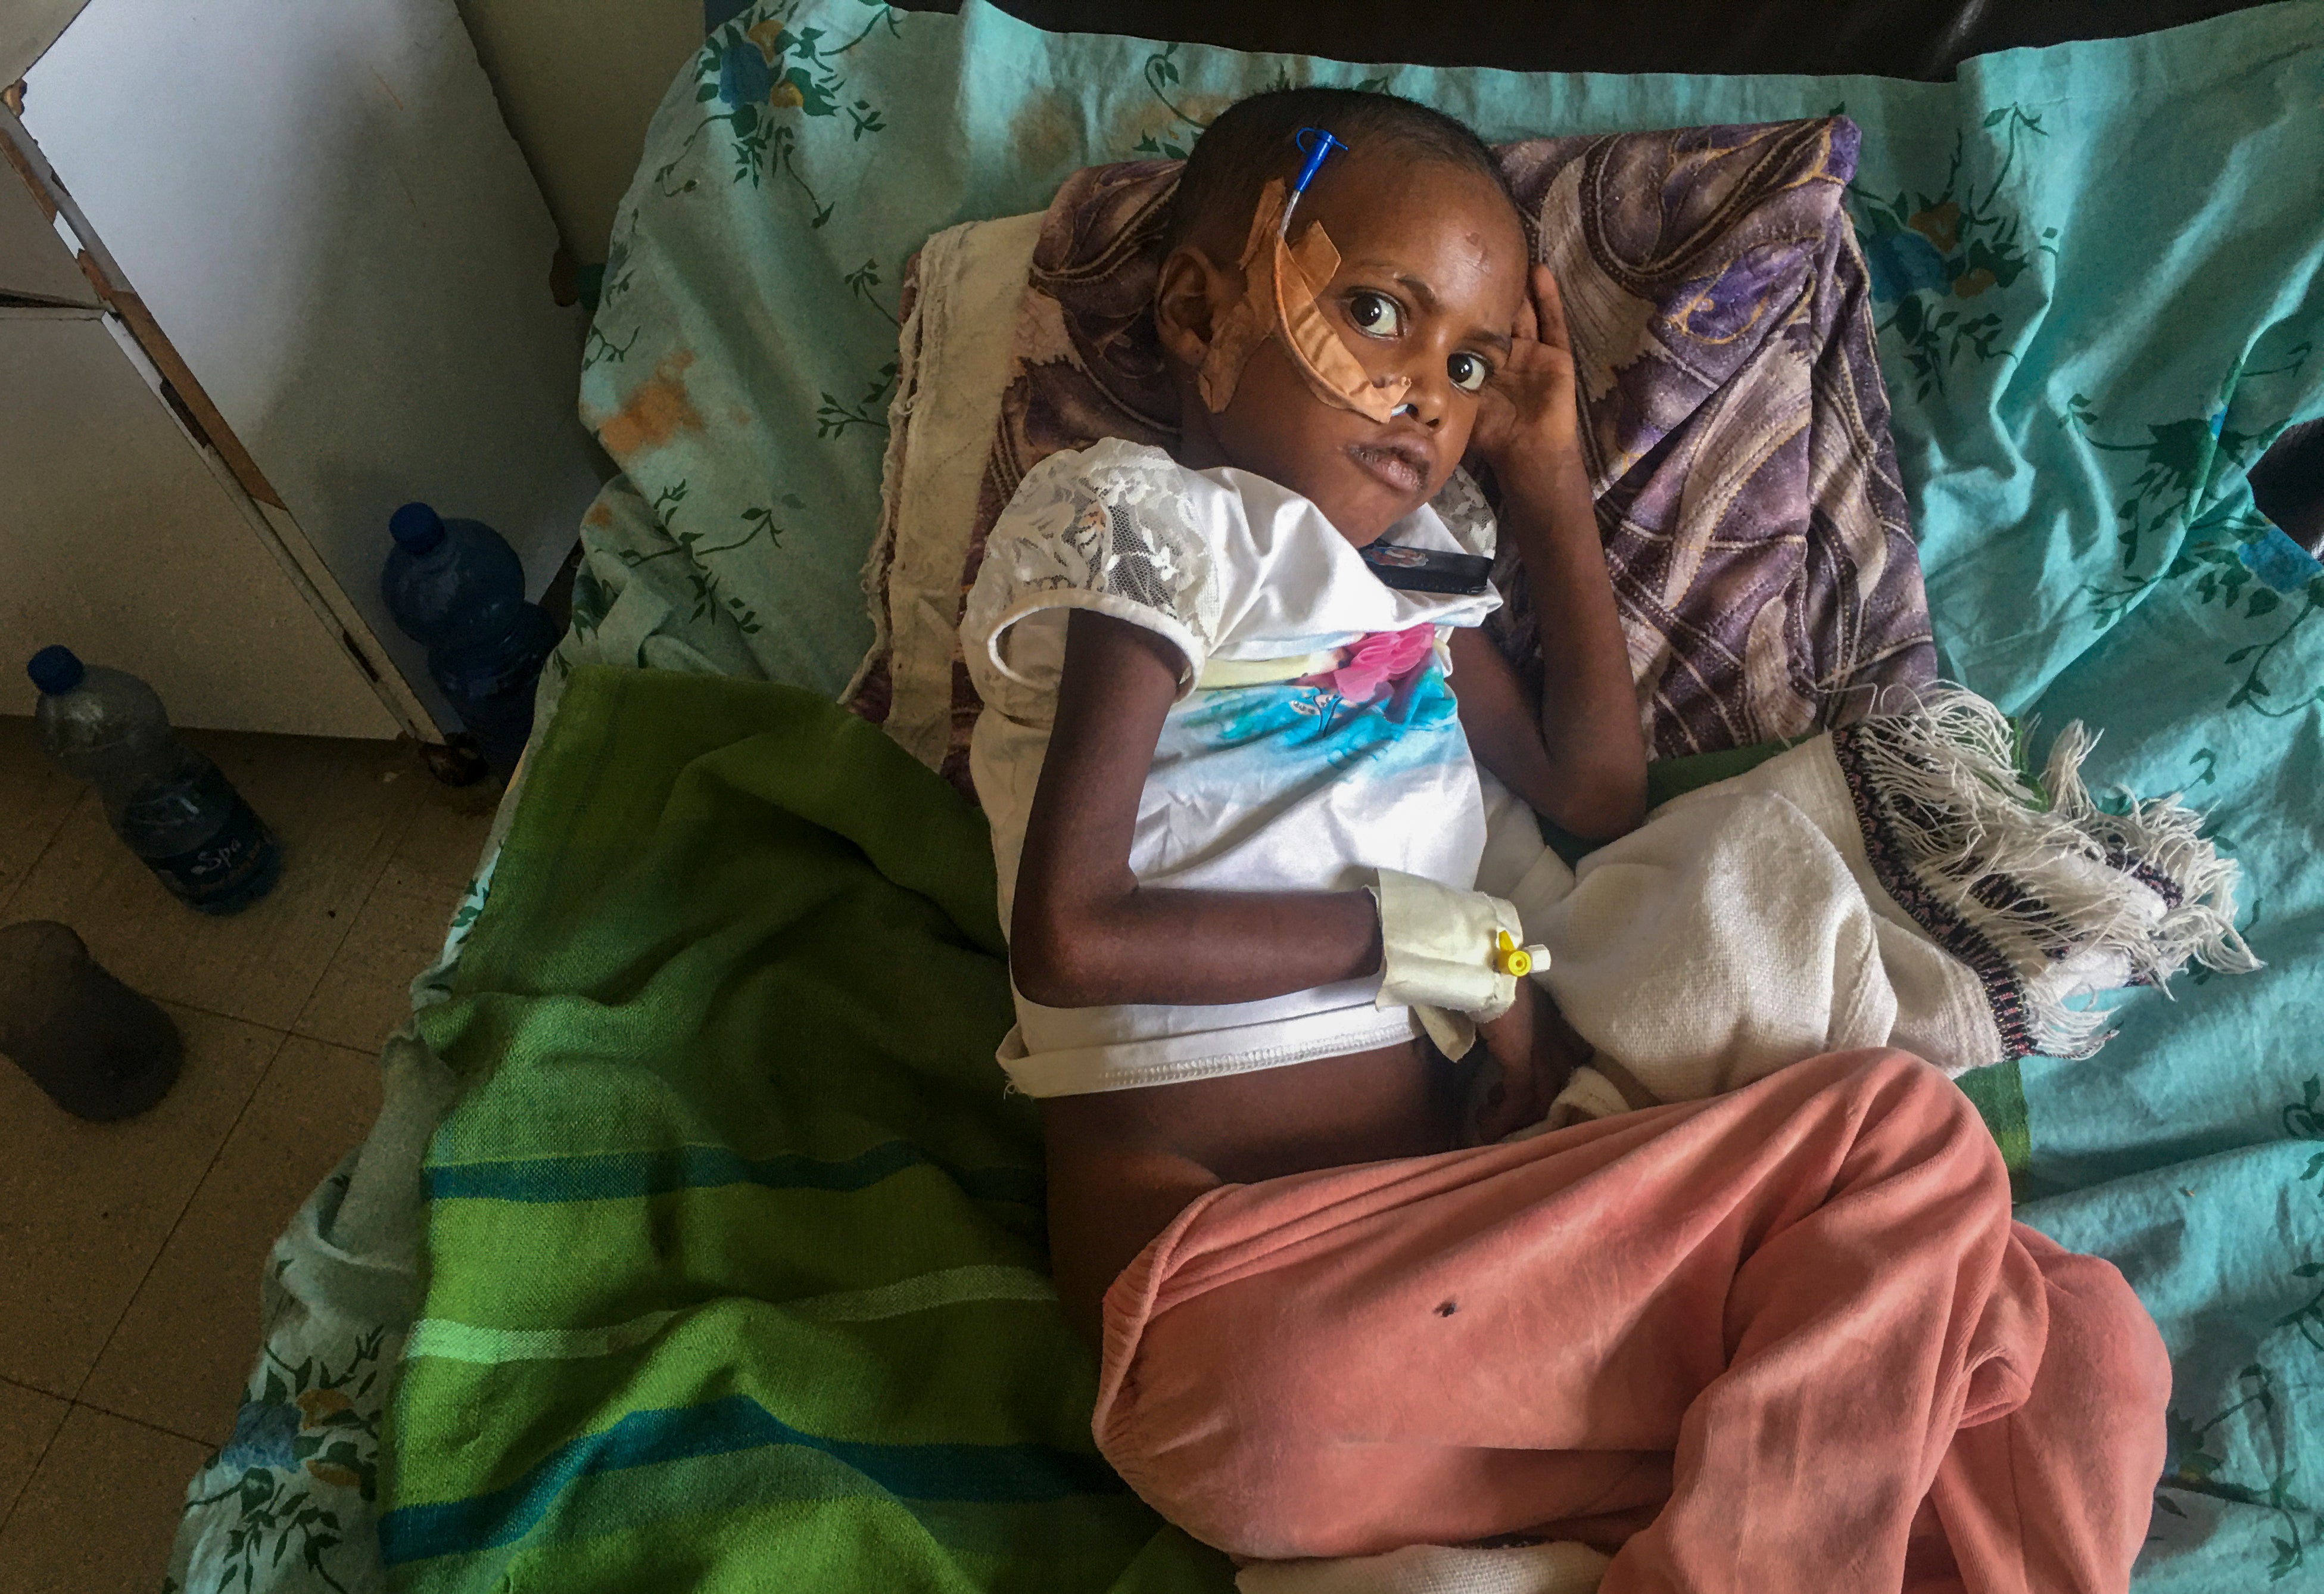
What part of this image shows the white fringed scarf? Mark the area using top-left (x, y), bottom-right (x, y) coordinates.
top-left (1472, 685), bottom-right (2258, 1128)
top-left (1829, 687), bottom-right (2256, 1058)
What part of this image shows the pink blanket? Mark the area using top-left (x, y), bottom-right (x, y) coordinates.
top-left (1094, 1050), bottom-right (2168, 1591)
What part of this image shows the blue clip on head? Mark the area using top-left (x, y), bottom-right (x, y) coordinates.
top-left (1289, 126), bottom-right (1348, 202)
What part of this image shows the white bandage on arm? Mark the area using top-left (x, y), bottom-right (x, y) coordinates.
top-left (1368, 869), bottom-right (1536, 1060)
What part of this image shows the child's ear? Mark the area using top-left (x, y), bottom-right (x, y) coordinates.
top-left (1154, 244), bottom-right (1233, 368)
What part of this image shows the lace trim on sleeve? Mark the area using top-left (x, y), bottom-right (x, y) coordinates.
top-left (966, 443), bottom-right (1223, 689)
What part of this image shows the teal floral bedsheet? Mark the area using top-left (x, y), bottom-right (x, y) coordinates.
top-left (170, 1), bottom-right (2323, 1589)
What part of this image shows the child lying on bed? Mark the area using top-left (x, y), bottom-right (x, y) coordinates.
top-left (961, 88), bottom-right (2167, 1592)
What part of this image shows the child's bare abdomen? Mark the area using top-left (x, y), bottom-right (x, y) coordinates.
top-left (1039, 1039), bottom-right (1454, 1343)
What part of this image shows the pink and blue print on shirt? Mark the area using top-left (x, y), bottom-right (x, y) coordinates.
top-left (1148, 650), bottom-right (1465, 804)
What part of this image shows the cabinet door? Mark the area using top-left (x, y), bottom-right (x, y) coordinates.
top-left (23, 0), bottom-right (605, 733)
top-left (0, 305), bottom-right (403, 739)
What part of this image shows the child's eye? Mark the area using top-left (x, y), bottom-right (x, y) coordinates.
top-left (1447, 351), bottom-right (1491, 393)
top-left (1345, 291), bottom-right (1405, 339)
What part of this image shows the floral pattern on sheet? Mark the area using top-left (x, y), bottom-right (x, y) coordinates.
top-left (1123, 41), bottom-right (1394, 161)
top-left (615, 478), bottom-right (775, 637)
top-left (2156, 1365), bottom-right (2318, 1582)
top-left (2063, 347), bottom-right (2323, 721)
top-left (163, 1172), bottom-right (391, 1594)
top-left (650, 4), bottom-right (892, 220)
top-left (2145, 1074), bottom-right (2324, 1583)
top-left (1840, 104), bottom-right (2063, 399)
top-left (1851, 104), bottom-right (2058, 401)
top-left (588, 0), bottom-right (905, 470)
top-left (571, 0), bottom-right (913, 711)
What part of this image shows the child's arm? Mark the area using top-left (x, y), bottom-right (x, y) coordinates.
top-left (1460, 264), bottom-right (1649, 841)
top-left (1010, 607), bottom-right (1384, 1010)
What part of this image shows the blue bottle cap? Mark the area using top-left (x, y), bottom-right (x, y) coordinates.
top-left (390, 502), bottom-right (448, 554)
top-left (27, 645), bottom-right (85, 696)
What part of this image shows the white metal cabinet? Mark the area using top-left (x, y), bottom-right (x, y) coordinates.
top-left (1, 118), bottom-right (407, 738)
top-left (4, 0), bottom-right (602, 738)
top-left (0, 307), bottom-right (405, 739)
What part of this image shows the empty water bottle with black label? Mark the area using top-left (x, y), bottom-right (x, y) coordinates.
top-left (381, 502), bottom-right (559, 774)
top-left (27, 647), bottom-right (282, 913)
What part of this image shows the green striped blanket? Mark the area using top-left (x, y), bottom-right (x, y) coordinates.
top-left (382, 666), bottom-right (2031, 1592)
top-left (385, 664), bottom-right (1232, 1592)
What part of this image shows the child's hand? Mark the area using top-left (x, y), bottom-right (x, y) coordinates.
top-left (1469, 263), bottom-right (1583, 484)
top-left (1473, 977), bottom-right (1587, 1142)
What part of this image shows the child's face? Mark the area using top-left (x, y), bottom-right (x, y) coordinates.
top-left (1157, 146), bottom-right (1530, 545)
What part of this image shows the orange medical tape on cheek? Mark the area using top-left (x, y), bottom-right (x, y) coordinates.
top-left (1194, 179), bottom-right (1412, 424)
top-left (1194, 182), bottom-right (1284, 415)
top-left (1275, 222), bottom-right (1410, 424)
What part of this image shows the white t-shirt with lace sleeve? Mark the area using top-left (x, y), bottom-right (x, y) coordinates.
top-left (962, 437), bottom-right (1503, 1097)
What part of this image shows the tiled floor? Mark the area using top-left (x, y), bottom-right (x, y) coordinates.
top-left (0, 717), bottom-right (496, 1593)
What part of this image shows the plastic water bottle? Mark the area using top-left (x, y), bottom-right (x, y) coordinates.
top-left (27, 647), bottom-right (283, 914)
top-left (380, 502), bottom-right (559, 773)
